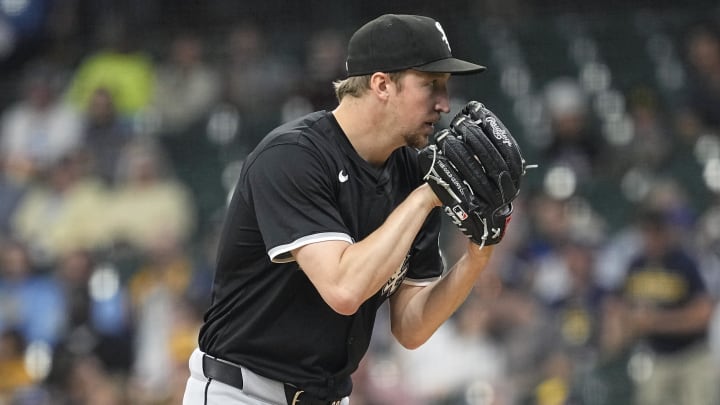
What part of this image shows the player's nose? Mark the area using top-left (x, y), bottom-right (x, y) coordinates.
top-left (435, 92), bottom-right (450, 113)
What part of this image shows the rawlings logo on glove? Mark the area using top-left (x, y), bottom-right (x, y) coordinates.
top-left (418, 101), bottom-right (530, 247)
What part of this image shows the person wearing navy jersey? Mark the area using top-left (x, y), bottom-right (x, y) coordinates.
top-left (618, 209), bottom-right (717, 405)
top-left (183, 14), bottom-right (495, 404)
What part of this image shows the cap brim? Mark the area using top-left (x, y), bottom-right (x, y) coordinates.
top-left (414, 58), bottom-right (487, 75)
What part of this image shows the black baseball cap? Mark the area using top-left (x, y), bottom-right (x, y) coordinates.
top-left (346, 14), bottom-right (486, 77)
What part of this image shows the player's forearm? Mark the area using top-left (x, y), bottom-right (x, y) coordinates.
top-left (390, 244), bottom-right (493, 349)
top-left (337, 184), bottom-right (440, 305)
top-left (298, 184), bottom-right (440, 315)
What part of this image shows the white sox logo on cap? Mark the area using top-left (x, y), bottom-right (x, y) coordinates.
top-left (435, 22), bottom-right (451, 52)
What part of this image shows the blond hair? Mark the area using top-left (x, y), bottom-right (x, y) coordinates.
top-left (333, 72), bottom-right (406, 101)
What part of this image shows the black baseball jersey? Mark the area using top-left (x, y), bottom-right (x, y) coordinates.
top-left (198, 111), bottom-right (443, 399)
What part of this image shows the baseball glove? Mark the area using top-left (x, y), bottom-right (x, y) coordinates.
top-left (418, 101), bottom-right (527, 247)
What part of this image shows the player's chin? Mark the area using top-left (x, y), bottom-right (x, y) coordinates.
top-left (408, 132), bottom-right (430, 149)
top-left (422, 122), bottom-right (437, 139)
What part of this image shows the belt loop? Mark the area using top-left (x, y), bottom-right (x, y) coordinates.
top-left (291, 390), bottom-right (304, 405)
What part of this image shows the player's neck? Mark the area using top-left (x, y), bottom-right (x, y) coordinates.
top-left (333, 99), bottom-right (402, 167)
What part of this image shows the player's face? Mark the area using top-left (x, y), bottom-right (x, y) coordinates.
top-left (393, 71), bottom-right (451, 149)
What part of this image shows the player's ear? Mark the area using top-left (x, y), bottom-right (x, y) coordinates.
top-left (369, 72), bottom-right (391, 100)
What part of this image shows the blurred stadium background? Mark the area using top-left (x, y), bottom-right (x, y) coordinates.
top-left (1, 1), bottom-right (720, 404)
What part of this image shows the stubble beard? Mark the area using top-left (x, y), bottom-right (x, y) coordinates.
top-left (405, 129), bottom-right (431, 150)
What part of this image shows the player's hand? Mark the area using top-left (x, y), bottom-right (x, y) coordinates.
top-left (418, 102), bottom-right (528, 247)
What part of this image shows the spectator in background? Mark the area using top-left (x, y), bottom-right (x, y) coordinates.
top-left (643, 178), bottom-right (696, 231)
top-left (64, 16), bottom-right (155, 118)
top-left (0, 240), bottom-right (65, 347)
top-left (0, 0), bottom-right (52, 69)
top-left (0, 329), bottom-right (33, 401)
top-left (524, 349), bottom-right (573, 405)
top-left (164, 298), bottom-right (207, 405)
top-left (0, 62), bottom-right (82, 181)
top-left (149, 31), bottom-right (221, 135)
top-left (526, 235), bottom-right (606, 405)
top-left (616, 209), bottom-right (717, 405)
top-left (541, 77), bottom-right (605, 179)
top-left (567, 297), bottom-right (636, 405)
top-left (49, 250), bottom-right (131, 376)
top-left (78, 87), bottom-right (136, 185)
top-left (532, 237), bottom-right (606, 363)
top-left (704, 201), bottom-right (720, 371)
top-left (683, 23), bottom-right (720, 133)
top-left (0, 157), bottom-right (27, 235)
top-left (222, 22), bottom-right (299, 146)
top-left (10, 154), bottom-right (109, 263)
top-left (54, 355), bottom-right (126, 405)
top-left (525, 191), bottom-right (573, 255)
top-left (393, 290), bottom-right (506, 404)
top-left (283, 29), bottom-right (347, 121)
top-left (696, 199), bottom-right (720, 297)
top-left (126, 231), bottom-right (208, 403)
top-left (621, 86), bottom-right (672, 173)
top-left (595, 178), bottom-right (695, 294)
top-left (480, 200), bottom-right (558, 403)
top-left (107, 139), bottom-right (195, 253)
